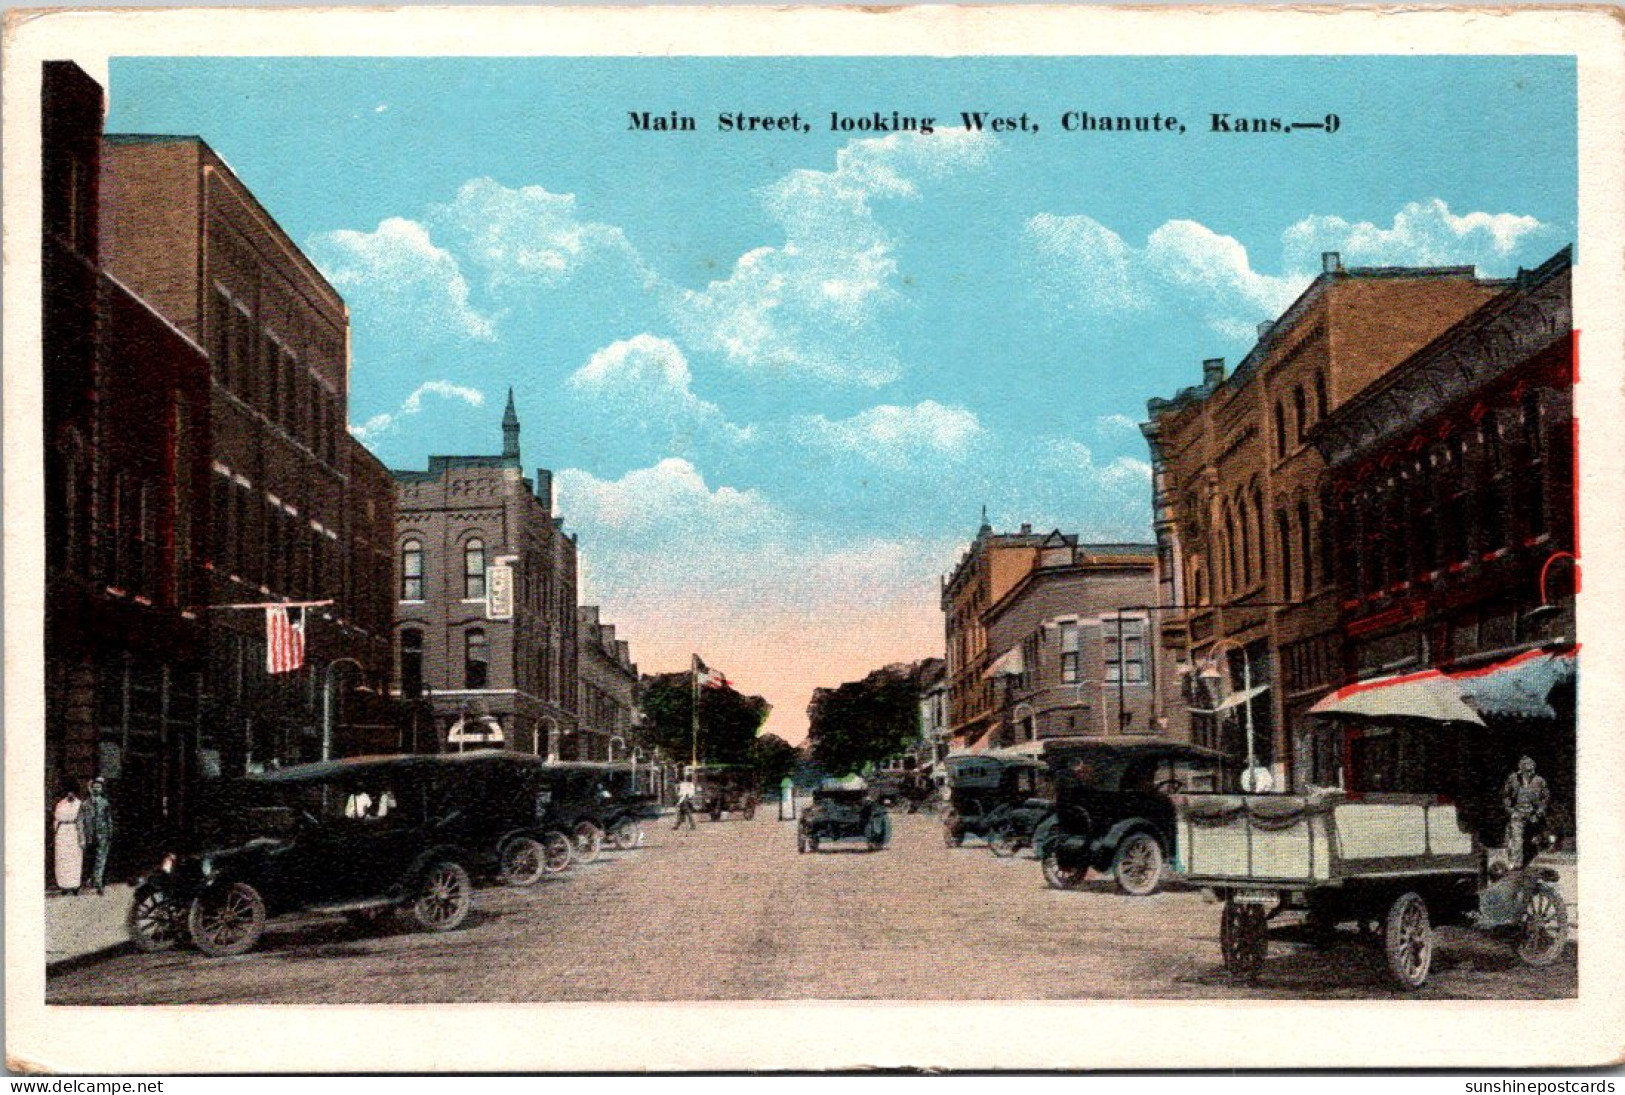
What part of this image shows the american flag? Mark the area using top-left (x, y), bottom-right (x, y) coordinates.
top-left (694, 655), bottom-right (728, 689)
top-left (266, 606), bottom-right (306, 674)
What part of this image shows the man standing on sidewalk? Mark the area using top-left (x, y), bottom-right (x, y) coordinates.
top-left (83, 779), bottom-right (114, 895)
top-left (673, 776), bottom-right (698, 831)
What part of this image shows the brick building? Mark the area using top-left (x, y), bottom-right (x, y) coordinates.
top-left (43, 63), bottom-right (214, 870)
top-left (577, 606), bottom-right (639, 762)
top-left (98, 127), bottom-right (398, 775)
top-left (1143, 253), bottom-right (1508, 788)
top-left (393, 392), bottom-right (582, 756)
top-left (982, 538), bottom-right (1187, 750)
top-left (1308, 249), bottom-right (1574, 831)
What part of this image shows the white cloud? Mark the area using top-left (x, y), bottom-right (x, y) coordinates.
top-left (567, 335), bottom-right (753, 445)
top-left (309, 217), bottom-right (495, 342)
top-left (1094, 413), bottom-right (1142, 436)
top-left (675, 132), bottom-right (994, 387)
top-left (1283, 198), bottom-right (1551, 270)
top-left (350, 380), bottom-right (485, 442)
top-left (430, 177), bottom-right (652, 290)
top-left (795, 400), bottom-right (983, 468)
top-left (1026, 198), bottom-right (1553, 343)
top-left (555, 458), bottom-right (780, 539)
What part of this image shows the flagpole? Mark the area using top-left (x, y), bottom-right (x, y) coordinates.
top-left (690, 655), bottom-right (700, 772)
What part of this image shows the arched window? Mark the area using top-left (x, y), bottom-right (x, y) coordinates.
top-left (400, 628), bottom-right (424, 698)
top-left (1277, 510), bottom-right (1294, 602)
top-left (1223, 508), bottom-right (1238, 595)
top-left (401, 539), bottom-right (423, 600)
top-left (1250, 488), bottom-right (1266, 590)
top-left (1315, 372), bottom-right (1329, 420)
top-left (464, 538), bottom-right (486, 600)
top-left (1297, 498), bottom-right (1314, 592)
top-left (465, 628), bottom-right (489, 689)
top-left (1294, 386), bottom-right (1309, 441)
top-left (1274, 403), bottom-right (1288, 458)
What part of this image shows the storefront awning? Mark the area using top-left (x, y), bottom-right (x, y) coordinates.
top-left (1453, 648), bottom-right (1577, 720)
top-left (1309, 670), bottom-right (1485, 726)
top-left (983, 646), bottom-right (1026, 679)
top-left (985, 740), bottom-right (1048, 758)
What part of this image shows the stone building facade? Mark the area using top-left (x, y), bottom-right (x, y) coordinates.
top-left (982, 538), bottom-right (1187, 749)
top-left (577, 606), bottom-right (639, 762)
top-left (393, 393), bottom-right (581, 756)
top-left (99, 130), bottom-right (398, 778)
top-left (1143, 253), bottom-right (1509, 788)
top-left (1309, 249), bottom-right (1574, 827)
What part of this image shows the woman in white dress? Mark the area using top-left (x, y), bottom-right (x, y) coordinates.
top-left (52, 786), bottom-right (85, 895)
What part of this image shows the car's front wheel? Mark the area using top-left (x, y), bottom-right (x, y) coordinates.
top-left (128, 884), bottom-right (185, 953)
top-left (571, 821), bottom-right (604, 865)
top-left (608, 819), bottom-right (642, 851)
top-left (942, 810), bottom-right (964, 847)
top-left (499, 836), bottom-right (548, 887)
top-left (988, 826), bottom-right (1021, 858)
top-left (410, 861), bottom-right (472, 933)
top-left (1112, 832), bottom-right (1164, 896)
top-left (542, 831), bottom-right (574, 873)
top-left (1042, 850), bottom-right (1087, 890)
top-left (188, 881), bottom-right (266, 957)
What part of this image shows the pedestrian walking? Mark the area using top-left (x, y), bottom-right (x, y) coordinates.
top-left (673, 776), bottom-right (698, 831)
top-left (1501, 755), bottom-right (1552, 869)
top-left (83, 778), bottom-right (114, 894)
top-left (51, 785), bottom-right (85, 896)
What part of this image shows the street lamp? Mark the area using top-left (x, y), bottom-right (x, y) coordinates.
top-left (321, 657), bottom-right (365, 763)
top-left (1198, 636), bottom-right (1265, 790)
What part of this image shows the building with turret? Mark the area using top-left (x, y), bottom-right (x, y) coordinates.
top-left (392, 391), bottom-right (581, 755)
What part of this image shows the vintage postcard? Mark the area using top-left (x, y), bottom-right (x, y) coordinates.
top-left (5, 3), bottom-right (1625, 1074)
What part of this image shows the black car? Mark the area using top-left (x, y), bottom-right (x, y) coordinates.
top-left (127, 755), bottom-right (486, 957)
top-left (797, 781), bottom-right (891, 852)
top-left (942, 754), bottom-right (1048, 847)
top-left (535, 762), bottom-right (621, 863)
top-left (424, 752), bottom-right (575, 884)
top-left (1036, 740), bottom-right (1229, 895)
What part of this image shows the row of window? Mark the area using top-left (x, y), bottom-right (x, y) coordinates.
top-left (210, 287), bottom-right (342, 467)
top-left (400, 538), bottom-right (486, 601)
top-left (210, 471), bottom-right (338, 602)
top-left (1273, 371), bottom-right (1330, 459)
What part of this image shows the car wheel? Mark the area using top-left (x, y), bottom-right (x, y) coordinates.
top-left (609, 820), bottom-right (642, 851)
top-left (868, 814), bottom-right (891, 851)
top-left (1112, 832), bottom-right (1164, 896)
top-left (1383, 891), bottom-right (1433, 990)
top-left (743, 802), bottom-right (757, 820)
top-left (128, 884), bottom-right (184, 953)
top-left (988, 826), bottom-right (1020, 858)
top-left (797, 830), bottom-right (808, 854)
top-left (1516, 882), bottom-right (1569, 967)
top-left (499, 836), bottom-right (548, 887)
top-left (1221, 899), bottom-right (1268, 983)
top-left (571, 821), bottom-right (604, 865)
top-left (410, 860), bottom-right (472, 933)
top-left (542, 831), bottom-right (574, 873)
top-left (187, 881), bottom-right (266, 957)
top-left (942, 811), bottom-right (964, 847)
top-left (1042, 851), bottom-right (1087, 890)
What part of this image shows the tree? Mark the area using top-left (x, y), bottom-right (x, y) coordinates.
top-left (806, 662), bottom-right (926, 776)
top-left (639, 671), bottom-right (770, 767)
top-left (748, 733), bottom-right (801, 790)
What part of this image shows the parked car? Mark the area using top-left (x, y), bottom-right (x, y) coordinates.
top-left (986, 781), bottom-right (1057, 859)
top-left (422, 752), bottom-right (574, 885)
top-left (592, 762), bottom-right (662, 850)
top-left (797, 780), bottom-right (891, 852)
top-left (127, 756), bottom-right (483, 958)
top-left (1037, 740), bottom-right (1230, 895)
top-left (535, 762), bottom-right (619, 863)
top-left (942, 754), bottom-right (1048, 847)
top-left (690, 764), bottom-right (760, 821)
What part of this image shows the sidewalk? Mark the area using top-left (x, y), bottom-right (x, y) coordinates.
top-left (46, 883), bottom-right (135, 969)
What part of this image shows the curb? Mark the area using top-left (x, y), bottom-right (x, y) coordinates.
top-left (47, 940), bottom-right (134, 976)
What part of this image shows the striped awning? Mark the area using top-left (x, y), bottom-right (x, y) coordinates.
top-left (1309, 670), bottom-right (1484, 726)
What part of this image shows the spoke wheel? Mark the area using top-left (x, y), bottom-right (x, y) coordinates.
top-left (609, 820), bottom-right (642, 851)
top-left (1113, 832), bottom-right (1164, 896)
top-left (187, 882), bottom-right (266, 957)
top-left (499, 837), bottom-right (548, 887)
top-left (1220, 899), bottom-right (1268, 983)
top-left (571, 821), bottom-right (604, 865)
top-left (128, 885), bottom-right (184, 953)
top-left (411, 861), bottom-right (472, 933)
top-left (942, 811), bottom-right (964, 847)
top-left (542, 831), bottom-right (574, 873)
top-left (1515, 884), bottom-right (1569, 967)
top-left (1383, 891), bottom-right (1433, 990)
top-left (1042, 851), bottom-right (1087, 890)
top-left (989, 827), bottom-right (1020, 858)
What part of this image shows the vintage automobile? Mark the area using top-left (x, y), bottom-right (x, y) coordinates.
top-left (1176, 666), bottom-right (1573, 989)
top-left (941, 754), bottom-right (1049, 847)
top-left (588, 762), bottom-right (662, 850)
top-left (1037, 740), bottom-right (1229, 895)
top-left (126, 755), bottom-right (484, 957)
top-left (423, 751), bottom-right (574, 885)
top-left (691, 764), bottom-right (760, 821)
top-left (797, 780), bottom-right (891, 852)
top-left (535, 761), bottom-right (621, 863)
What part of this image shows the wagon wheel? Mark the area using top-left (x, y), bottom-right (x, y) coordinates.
top-left (1515, 882), bottom-right (1569, 967)
top-left (1112, 832), bottom-right (1164, 896)
top-left (128, 884), bottom-right (184, 953)
top-left (187, 881), bottom-right (266, 957)
top-left (1383, 891), bottom-right (1433, 990)
top-left (1042, 851), bottom-right (1087, 890)
top-left (571, 821), bottom-right (604, 865)
top-left (988, 826), bottom-right (1021, 858)
top-left (942, 810), bottom-right (964, 847)
top-left (499, 836), bottom-right (548, 886)
top-left (542, 830), bottom-right (574, 873)
top-left (1220, 899), bottom-right (1268, 983)
top-left (410, 860), bottom-right (472, 933)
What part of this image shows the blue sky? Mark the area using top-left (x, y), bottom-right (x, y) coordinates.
top-left (107, 56), bottom-right (1576, 741)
